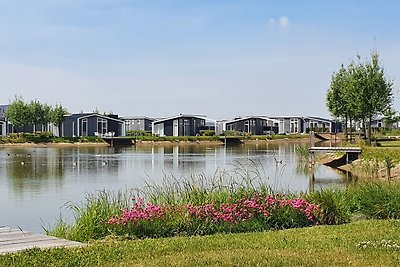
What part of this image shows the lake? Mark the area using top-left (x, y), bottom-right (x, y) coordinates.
top-left (0, 141), bottom-right (343, 233)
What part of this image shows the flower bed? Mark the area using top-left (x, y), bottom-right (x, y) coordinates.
top-left (107, 194), bottom-right (319, 238)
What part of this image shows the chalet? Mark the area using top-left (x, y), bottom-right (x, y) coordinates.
top-left (152, 114), bottom-right (206, 137)
top-left (0, 105), bottom-right (8, 136)
top-left (268, 116), bottom-right (341, 134)
top-left (223, 116), bottom-right (279, 135)
top-left (62, 113), bottom-right (125, 137)
top-left (123, 116), bottom-right (155, 132)
top-left (303, 116), bottom-right (341, 133)
top-left (269, 116), bottom-right (304, 134)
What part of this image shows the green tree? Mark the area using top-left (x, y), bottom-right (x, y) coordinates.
top-left (51, 104), bottom-right (68, 136)
top-left (5, 96), bottom-right (28, 128)
top-left (383, 108), bottom-right (399, 130)
top-left (28, 100), bottom-right (44, 131)
top-left (327, 51), bottom-right (394, 144)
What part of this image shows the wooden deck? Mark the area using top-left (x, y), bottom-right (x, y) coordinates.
top-left (0, 226), bottom-right (84, 254)
top-left (309, 146), bottom-right (362, 153)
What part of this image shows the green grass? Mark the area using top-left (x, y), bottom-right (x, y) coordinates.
top-left (0, 132), bottom-right (105, 144)
top-left (1, 220), bottom-right (400, 266)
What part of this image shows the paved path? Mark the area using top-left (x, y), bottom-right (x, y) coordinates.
top-left (0, 226), bottom-right (84, 254)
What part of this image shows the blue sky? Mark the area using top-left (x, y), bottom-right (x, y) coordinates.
top-left (1, 0), bottom-right (400, 119)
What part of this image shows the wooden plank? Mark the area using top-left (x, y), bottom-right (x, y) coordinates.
top-left (0, 227), bottom-right (18, 233)
top-left (0, 227), bottom-right (85, 254)
top-left (0, 234), bottom-right (59, 244)
top-left (0, 239), bottom-right (83, 254)
top-left (309, 147), bottom-right (361, 153)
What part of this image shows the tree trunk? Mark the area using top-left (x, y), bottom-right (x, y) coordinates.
top-left (349, 117), bottom-right (353, 143)
top-left (345, 116), bottom-right (348, 142)
top-left (362, 118), bottom-right (366, 140)
top-left (367, 115), bottom-right (372, 145)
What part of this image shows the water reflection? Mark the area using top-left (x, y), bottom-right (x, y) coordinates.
top-left (0, 141), bottom-right (345, 233)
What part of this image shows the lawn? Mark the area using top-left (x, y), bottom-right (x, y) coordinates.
top-left (1, 220), bottom-right (400, 267)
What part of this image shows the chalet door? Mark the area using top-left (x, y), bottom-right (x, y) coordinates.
top-left (173, 120), bottom-right (178, 136)
top-left (81, 119), bottom-right (88, 136)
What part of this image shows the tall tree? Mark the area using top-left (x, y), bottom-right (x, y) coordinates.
top-left (28, 100), bottom-right (44, 132)
top-left (5, 96), bottom-right (28, 128)
top-left (327, 51), bottom-right (394, 144)
top-left (51, 104), bottom-right (68, 136)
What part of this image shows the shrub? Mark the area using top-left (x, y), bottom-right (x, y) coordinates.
top-left (200, 130), bottom-right (216, 136)
top-left (306, 189), bottom-right (350, 225)
top-left (346, 182), bottom-right (400, 219)
top-left (126, 130), bottom-right (152, 137)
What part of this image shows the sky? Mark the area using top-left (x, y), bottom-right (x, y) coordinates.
top-left (1, 0), bottom-right (400, 120)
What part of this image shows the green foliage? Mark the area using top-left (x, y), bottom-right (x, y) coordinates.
top-left (5, 96), bottom-right (28, 127)
top-left (223, 130), bottom-right (242, 136)
top-left (0, 132), bottom-right (104, 144)
top-left (200, 130), bottom-right (216, 136)
top-left (361, 147), bottom-right (400, 179)
top-left (5, 96), bottom-right (68, 133)
top-left (47, 190), bottom-right (133, 242)
top-left (307, 189), bottom-right (350, 225)
top-left (346, 182), bottom-right (400, 219)
top-left (327, 51), bottom-right (394, 144)
top-left (294, 144), bottom-right (310, 160)
top-left (125, 130), bottom-right (152, 136)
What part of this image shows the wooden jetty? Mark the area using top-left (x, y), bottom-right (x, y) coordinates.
top-left (309, 146), bottom-right (362, 153)
top-left (102, 137), bottom-right (135, 147)
top-left (0, 226), bottom-right (84, 254)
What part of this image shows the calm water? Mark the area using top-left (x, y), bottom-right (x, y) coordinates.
top-left (0, 142), bottom-right (343, 233)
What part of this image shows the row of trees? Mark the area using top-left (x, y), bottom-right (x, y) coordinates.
top-left (326, 51), bottom-right (394, 144)
top-left (5, 96), bottom-right (68, 133)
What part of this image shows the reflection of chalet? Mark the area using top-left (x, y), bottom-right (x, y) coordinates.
top-left (152, 114), bottom-right (206, 137)
top-left (62, 113), bottom-right (125, 137)
top-left (224, 117), bottom-right (278, 135)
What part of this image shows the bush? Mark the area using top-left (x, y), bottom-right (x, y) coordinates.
top-left (306, 189), bottom-right (350, 225)
top-left (126, 130), bottom-right (152, 137)
top-left (346, 182), bottom-right (400, 219)
top-left (200, 130), bottom-right (216, 136)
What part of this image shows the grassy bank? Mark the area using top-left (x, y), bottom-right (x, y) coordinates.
top-left (46, 175), bottom-right (400, 242)
top-left (1, 220), bottom-right (400, 266)
top-left (0, 132), bottom-right (307, 145)
top-left (0, 132), bottom-right (105, 144)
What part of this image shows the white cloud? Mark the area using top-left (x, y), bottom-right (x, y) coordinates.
top-left (279, 16), bottom-right (289, 28)
top-left (268, 16), bottom-right (290, 30)
top-left (268, 18), bottom-right (275, 27)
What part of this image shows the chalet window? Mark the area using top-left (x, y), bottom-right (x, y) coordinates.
top-left (97, 118), bottom-right (108, 134)
top-left (290, 119), bottom-right (298, 133)
top-left (81, 118), bottom-right (88, 136)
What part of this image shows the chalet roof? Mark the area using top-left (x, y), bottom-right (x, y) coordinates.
top-left (153, 114), bottom-right (207, 124)
top-left (225, 116), bottom-right (279, 124)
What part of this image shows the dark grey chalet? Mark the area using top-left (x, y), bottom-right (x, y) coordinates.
top-left (0, 104), bottom-right (8, 136)
top-left (62, 113), bottom-right (125, 137)
top-left (224, 117), bottom-right (278, 135)
top-left (152, 114), bottom-right (206, 136)
top-left (123, 116), bottom-right (155, 132)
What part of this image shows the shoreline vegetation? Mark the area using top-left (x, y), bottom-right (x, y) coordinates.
top-left (0, 132), bottom-right (308, 147)
top-left (318, 142), bottom-right (400, 181)
top-left (1, 179), bottom-right (399, 266)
